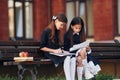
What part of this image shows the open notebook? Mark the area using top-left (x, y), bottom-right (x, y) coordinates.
top-left (50, 41), bottom-right (90, 57)
top-left (50, 51), bottom-right (74, 57)
top-left (69, 41), bottom-right (90, 52)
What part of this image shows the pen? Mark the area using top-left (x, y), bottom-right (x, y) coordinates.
top-left (61, 47), bottom-right (64, 53)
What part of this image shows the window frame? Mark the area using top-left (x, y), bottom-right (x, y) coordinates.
top-left (10, 0), bottom-right (33, 40)
top-left (66, 0), bottom-right (93, 38)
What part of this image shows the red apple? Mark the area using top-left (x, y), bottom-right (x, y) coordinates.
top-left (19, 52), bottom-right (25, 57)
top-left (24, 52), bottom-right (29, 57)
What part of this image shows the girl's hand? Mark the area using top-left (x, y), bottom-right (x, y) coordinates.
top-left (86, 46), bottom-right (91, 52)
top-left (53, 49), bottom-right (62, 54)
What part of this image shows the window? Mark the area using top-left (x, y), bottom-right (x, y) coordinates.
top-left (86, 0), bottom-right (94, 37)
top-left (118, 0), bottom-right (120, 35)
top-left (66, 0), bottom-right (94, 37)
top-left (66, 0), bottom-right (75, 29)
top-left (113, 0), bottom-right (118, 38)
top-left (8, 0), bottom-right (33, 40)
top-left (66, 0), bottom-right (79, 30)
top-left (79, 0), bottom-right (86, 34)
top-left (78, 0), bottom-right (94, 37)
top-left (8, 0), bottom-right (14, 38)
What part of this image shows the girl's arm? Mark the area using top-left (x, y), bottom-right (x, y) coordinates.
top-left (40, 29), bottom-right (62, 54)
top-left (40, 47), bottom-right (62, 54)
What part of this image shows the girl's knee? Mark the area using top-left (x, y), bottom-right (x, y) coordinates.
top-left (77, 56), bottom-right (82, 61)
top-left (78, 50), bottom-right (86, 59)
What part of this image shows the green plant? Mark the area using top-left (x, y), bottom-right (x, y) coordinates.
top-left (0, 73), bottom-right (119, 80)
top-left (37, 76), bottom-right (66, 80)
top-left (0, 74), bottom-right (17, 80)
top-left (94, 72), bottom-right (120, 80)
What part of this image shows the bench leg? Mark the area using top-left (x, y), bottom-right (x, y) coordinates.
top-left (17, 64), bottom-right (38, 80)
top-left (17, 64), bottom-right (26, 80)
top-left (30, 66), bottom-right (38, 80)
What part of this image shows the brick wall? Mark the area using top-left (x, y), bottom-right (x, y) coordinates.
top-left (0, 0), bottom-right (9, 41)
top-left (33, 0), bottom-right (49, 41)
top-left (51, 0), bottom-right (66, 15)
top-left (93, 0), bottom-right (115, 41)
top-left (33, 0), bottom-right (66, 41)
top-left (51, 0), bottom-right (66, 42)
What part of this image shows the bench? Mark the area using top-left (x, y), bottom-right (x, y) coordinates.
top-left (0, 40), bottom-right (120, 79)
top-left (0, 41), bottom-right (52, 80)
top-left (0, 41), bottom-right (52, 62)
top-left (90, 39), bottom-right (120, 59)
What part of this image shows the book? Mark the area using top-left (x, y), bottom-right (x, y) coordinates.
top-left (14, 57), bottom-right (33, 62)
top-left (69, 41), bottom-right (90, 52)
top-left (50, 51), bottom-right (75, 57)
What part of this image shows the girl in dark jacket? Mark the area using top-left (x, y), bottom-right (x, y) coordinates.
top-left (40, 13), bottom-right (67, 67)
top-left (64, 17), bottom-right (101, 80)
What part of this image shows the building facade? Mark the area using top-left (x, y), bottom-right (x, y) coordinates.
top-left (0, 0), bottom-right (119, 41)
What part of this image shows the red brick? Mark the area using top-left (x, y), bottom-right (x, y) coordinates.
top-left (51, 0), bottom-right (66, 15)
top-left (93, 0), bottom-right (115, 41)
top-left (33, 0), bottom-right (49, 41)
top-left (0, 0), bottom-right (9, 41)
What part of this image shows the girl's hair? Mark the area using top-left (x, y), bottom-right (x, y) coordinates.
top-left (47, 13), bottom-right (67, 44)
top-left (67, 17), bottom-right (86, 46)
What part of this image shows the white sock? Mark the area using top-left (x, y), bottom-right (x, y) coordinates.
top-left (82, 59), bottom-right (94, 79)
top-left (70, 57), bottom-right (76, 80)
top-left (63, 56), bottom-right (71, 80)
top-left (82, 59), bottom-right (87, 65)
top-left (77, 67), bottom-right (83, 80)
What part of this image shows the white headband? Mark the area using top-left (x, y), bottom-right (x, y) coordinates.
top-left (52, 16), bottom-right (57, 20)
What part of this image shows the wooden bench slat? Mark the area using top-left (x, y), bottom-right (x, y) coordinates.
top-left (0, 41), bottom-right (40, 46)
top-left (91, 47), bottom-right (120, 52)
top-left (91, 52), bottom-right (120, 59)
top-left (90, 43), bottom-right (120, 47)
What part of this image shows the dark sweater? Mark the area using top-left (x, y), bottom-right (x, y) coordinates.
top-left (64, 32), bottom-right (81, 53)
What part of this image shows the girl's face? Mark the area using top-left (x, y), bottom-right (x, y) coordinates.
top-left (71, 24), bottom-right (82, 33)
top-left (55, 19), bottom-right (66, 30)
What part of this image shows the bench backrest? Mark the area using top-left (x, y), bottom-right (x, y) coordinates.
top-left (0, 41), bottom-right (44, 61)
top-left (90, 41), bottom-right (120, 59)
top-left (0, 40), bottom-right (120, 61)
